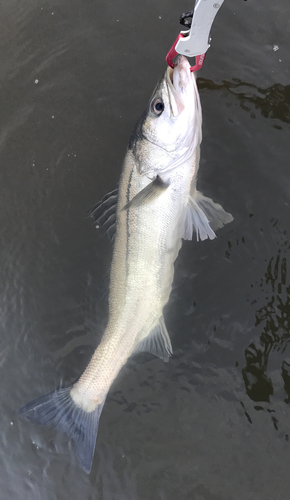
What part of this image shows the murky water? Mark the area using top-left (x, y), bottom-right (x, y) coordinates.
top-left (1, 0), bottom-right (290, 498)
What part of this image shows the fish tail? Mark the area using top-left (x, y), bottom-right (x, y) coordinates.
top-left (19, 387), bottom-right (105, 473)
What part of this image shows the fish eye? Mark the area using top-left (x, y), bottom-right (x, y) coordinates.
top-left (151, 98), bottom-right (164, 116)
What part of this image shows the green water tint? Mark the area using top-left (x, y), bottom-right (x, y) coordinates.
top-left (243, 221), bottom-right (290, 404)
top-left (198, 78), bottom-right (290, 125)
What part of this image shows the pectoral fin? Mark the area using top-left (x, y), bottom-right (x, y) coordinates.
top-left (183, 190), bottom-right (233, 242)
top-left (123, 175), bottom-right (169, 210)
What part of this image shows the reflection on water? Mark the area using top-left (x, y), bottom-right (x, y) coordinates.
top-left (243, 222), bottom-right (290, 403)
top-left (198, 78), bottom-right (290, 125)
top-left (243, 344), bottom-right (274, 403)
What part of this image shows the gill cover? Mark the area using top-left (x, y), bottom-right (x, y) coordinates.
top-left (129, 56), bottom-right (201, 176)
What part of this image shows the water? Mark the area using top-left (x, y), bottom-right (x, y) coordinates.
top-left (1, 0), bottom-right (290, 498)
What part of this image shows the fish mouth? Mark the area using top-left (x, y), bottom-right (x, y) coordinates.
top-left (165, 56), bottom-right (193, 117)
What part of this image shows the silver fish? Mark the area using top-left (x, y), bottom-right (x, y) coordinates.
top-left (19, 56), bottom-right (233, 473)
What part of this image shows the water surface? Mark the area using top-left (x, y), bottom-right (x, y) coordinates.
top-left (1, 1), bottom-right (290, 499)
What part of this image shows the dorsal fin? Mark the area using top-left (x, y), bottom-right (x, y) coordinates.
top-left (134, 317), bottom-right (172, 362)
top-left (87, 186), bottom-right (118, 242)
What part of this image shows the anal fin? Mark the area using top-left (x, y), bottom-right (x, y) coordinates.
top-left (134, 317), bottom-right (172, 362)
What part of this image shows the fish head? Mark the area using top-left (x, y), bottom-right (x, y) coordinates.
top-left (129, 56), bottom-right (202, 176)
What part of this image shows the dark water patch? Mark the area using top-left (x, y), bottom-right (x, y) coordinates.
top-left (243, 222), bottom-right (290, 405)
top-left (198, 78), bottom-right (290, 125)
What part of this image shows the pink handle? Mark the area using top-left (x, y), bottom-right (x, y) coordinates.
top-left (166, 33), bottom-right (206, 72)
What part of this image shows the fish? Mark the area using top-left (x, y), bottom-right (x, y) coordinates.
top-left (19, 56), bottom-right (233, 473)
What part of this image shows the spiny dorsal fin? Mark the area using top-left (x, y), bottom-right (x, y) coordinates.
top-left (87, 186), bottom-right (118, 241)
top-left (134, 316), bottom-right (172, 362)
top-left (123, 175), bottom-right (169, 211)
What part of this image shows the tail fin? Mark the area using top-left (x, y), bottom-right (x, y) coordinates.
top-left (19, 387), bottom-right (105, 473)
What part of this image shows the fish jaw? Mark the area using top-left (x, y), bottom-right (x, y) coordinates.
top-left (166, 55), bottom-right (197, 117)
top-left (129, 56), bottom-right (202, 178)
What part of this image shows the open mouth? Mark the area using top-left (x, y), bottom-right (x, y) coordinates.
top-left (165, 63), bottom-right (186, 117)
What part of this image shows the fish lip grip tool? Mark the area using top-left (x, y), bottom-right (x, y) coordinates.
top-left (166, 0), bottom-right (225, 72)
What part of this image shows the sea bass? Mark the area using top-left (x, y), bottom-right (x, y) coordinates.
top-left (19, 56), bottom-right (233, 473)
